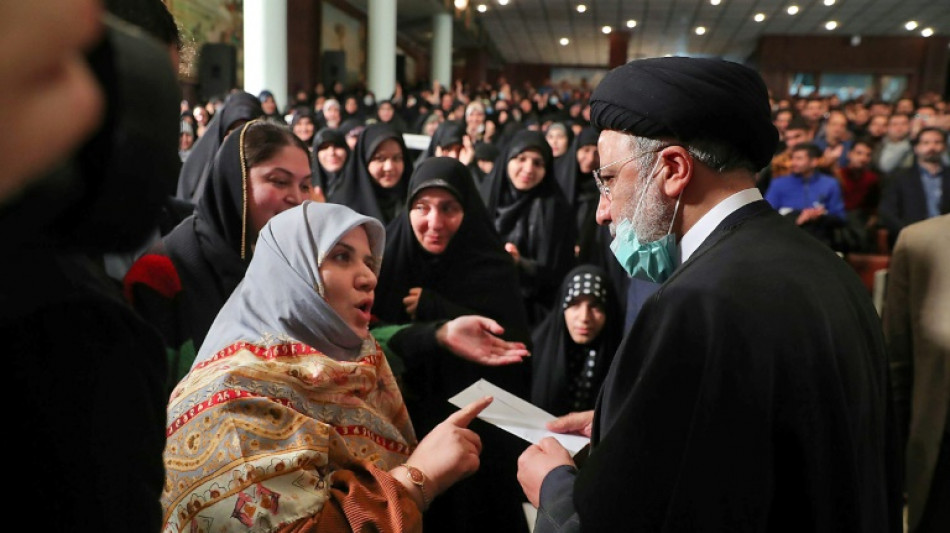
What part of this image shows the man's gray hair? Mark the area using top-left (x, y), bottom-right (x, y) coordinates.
top-left (624, 134), bottom-right (761, 175)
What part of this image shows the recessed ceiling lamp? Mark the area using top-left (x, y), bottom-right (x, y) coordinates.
top-left (710, 0), bottom-right (721, 5)
top-left (825, 20), bottom-right (838, 30)
top-left (905, 21), bottom-right (918, 30)
top-left (454, 0), bottom-right (468, 9)
top-left (576, 4), bottom-right (587, 13)
top-left (695, 26), bottom-right (707, 35)
top-left (787, 5), bottom-right (799, 15)
top-left (626, 20), bottom-right (637, 28)
top-left (823, 0), bottom-right (835, 6)
top-left (602, 25), bottom-right (612, 34)
top-left (754, 13), bottom-right (766, 22)
top-left (477, 4), bottom-right (487, 13)
top-left (921, 27), bottom-right (934, 37)
top-left (498, 0), bottom-right (509, 6)
top-left (560, 37), bottom-right (570, 46)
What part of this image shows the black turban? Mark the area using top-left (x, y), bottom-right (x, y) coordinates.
top-left (589, 56), bottom-right (778, 170)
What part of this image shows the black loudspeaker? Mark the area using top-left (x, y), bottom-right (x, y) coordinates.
top-left (198, 43), bottom-right (236, 102)
top-left (322, 50), bottom-right (345, 88)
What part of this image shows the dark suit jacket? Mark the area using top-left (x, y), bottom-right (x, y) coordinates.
top-left (879, 166), bottom-right (950, 245)
top-left (536, 200), bottom-right (902, 533)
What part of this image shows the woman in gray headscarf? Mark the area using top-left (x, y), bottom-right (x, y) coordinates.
top-left (161, 202), bottom-right (512, 532)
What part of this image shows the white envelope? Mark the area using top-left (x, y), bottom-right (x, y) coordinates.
top-left (448, 379), bottom-right (590, 455)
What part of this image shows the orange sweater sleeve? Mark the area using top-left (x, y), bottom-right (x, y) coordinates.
top-left (277, 463), bottom-right (423, 533)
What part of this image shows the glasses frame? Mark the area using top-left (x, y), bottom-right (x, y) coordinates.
top-left (592, 144), bottom-right (682, 199)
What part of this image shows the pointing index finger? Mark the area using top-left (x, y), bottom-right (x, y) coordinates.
top-left (447, 396), bottom-right (493, 427)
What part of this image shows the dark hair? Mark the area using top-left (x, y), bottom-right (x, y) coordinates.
top-left (790, 142), bottom-right (822, 159)
top-left (242, 121), bottom-right (310, 168)
top-left (786, 117), bottom-right (810, 132)
top-left (105, 0), bottom-right (182, 50)
top-left (888, 113), bottom-right (912, 124)
top-left (914, 127), bottom-right (947, 144)
top-left (772, 107), bottom-right (795, 120)
top-left (851, 137), bottom-right (875, 151)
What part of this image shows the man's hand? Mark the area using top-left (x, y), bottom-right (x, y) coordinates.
top-left (436, 315), bottom-right (529, 366)
top-left (545, 410), bottom-right (594, 438)
top-left (518, 437), bottom-right (574, 508)
top-left (403, 287), bottom-right (422, 319)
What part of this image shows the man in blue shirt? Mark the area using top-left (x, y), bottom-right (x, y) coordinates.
top-left (765, 142), bottom-right (846, 249)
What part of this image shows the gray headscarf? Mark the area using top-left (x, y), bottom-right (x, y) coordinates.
top-left (193, 201), bottom-right (385, 365)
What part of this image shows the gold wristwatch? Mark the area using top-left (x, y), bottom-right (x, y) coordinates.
top-left (401, 463), bottom-right (431, 509)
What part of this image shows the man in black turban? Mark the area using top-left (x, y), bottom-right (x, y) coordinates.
top-left (517, 57), bottom-right (901, 533)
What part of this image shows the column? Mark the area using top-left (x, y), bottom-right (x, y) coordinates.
top-left (244, 0), bottom-right (288, 105)
top-left (608, 30), bottom-right (630, 69)
top-left (367, 0), bottom-right (397, 101)
top-left (431, 12), bottom-right (453, 91)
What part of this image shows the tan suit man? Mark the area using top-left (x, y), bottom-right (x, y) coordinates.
top-left (884, 214), bottom-right (950, 532)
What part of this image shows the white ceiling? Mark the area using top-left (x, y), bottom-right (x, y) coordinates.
top-left (353, 0), bottom-right (950, 66)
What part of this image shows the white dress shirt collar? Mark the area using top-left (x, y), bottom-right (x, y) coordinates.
top-left (678, 188), bottom-right (763, 263)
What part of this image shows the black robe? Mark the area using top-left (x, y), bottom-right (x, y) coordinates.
top-left (310, 127), bottom-right (350, 199)
top-left (536, 201), bottom-right (902, 533)
top-left (376, 157), bottom-right (532, 533)
top-left (479, 129), bottom-right (575, 328)
top-left (126, 126), bottom-right (252, 390)
top-left (176, 91), bottom-right (262, 203)
top-left (553, 127), bottom-right (601, 259)
top-left (328, 123), bottom-right (410, 225)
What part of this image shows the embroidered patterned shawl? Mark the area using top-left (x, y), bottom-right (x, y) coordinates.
top-left (162, 202), bottom-right (415, 532)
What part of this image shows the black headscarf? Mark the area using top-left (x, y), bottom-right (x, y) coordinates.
top-left (310, 127), bottom-right (349, 198)
top-left (413, 120), bottom-right (465, 169)
top-left (329, 123), bottom-right (411, 224)
top-left (162, 121), bottom-right (256, 351)
top-left (531, 264), bottom-right (623, 416)
top-left (176, 91), bottom-right (263, 203)
top-left (589, 56), bottom-right (778, 170)
top-left (290, 107), bottom-right (317, 146)
top-left (479, 129), bottom-right (575, 327)
top-left (375, 157), bottom-right (530, 344)
top-left (554, 126), bottom-right (602, 259)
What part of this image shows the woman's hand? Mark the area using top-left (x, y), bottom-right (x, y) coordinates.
top-left (402, 287), bottom-right (422, 319)
top-left (400, 396), bottom-right (493, 500)
top-left (436, 316), bottom-right (529, 366)
top-left (504, 242), bottom-right (521, 264)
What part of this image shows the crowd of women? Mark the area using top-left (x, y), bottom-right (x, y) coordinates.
top-left (121, 75), bottom-right (949, 531)
top-left (119, 77), bottom-right (637, 532)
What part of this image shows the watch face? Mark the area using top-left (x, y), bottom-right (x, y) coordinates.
top-left (407, 467), bottom-right (425, 484)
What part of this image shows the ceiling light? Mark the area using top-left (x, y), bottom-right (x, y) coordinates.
top-left (498, 0), bottom-right (509, 5)
top-left (626, 20), bottom-right (637, 29)
top-left (787, 5), bottom-right (799, 15)
top-left (905, 21), bottom-right (918, 31)
top-left (921, 27), bottom-right (934, 37)
top-left (695, 26), bottom-right (707, 35)
top-left (576, 4), bottom-right (586, 13)
top-left (560, 37), bottom-right (570, 46)
top-left (454, 0), bottom-right (468, 9)
top-left (825, 21), bottom-right (838, 30)
top-left (710, 0), bottom-right (721, 5)
top-left (823, 0), bottom-right (835, 5)
top-left (477, 4), bottom-right (487, 12)
top-left (754, 13), bottom-right (766, 22)
top-left (602, 25), bottom-right (612, 34)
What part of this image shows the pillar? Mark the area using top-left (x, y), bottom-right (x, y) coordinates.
top-left (244, 0), bottom-right (287, 105)
top-left (367, 0), bottom-right (397, 100)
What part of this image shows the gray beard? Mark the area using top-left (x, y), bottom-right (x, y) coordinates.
top-left (614, 176), bottom-right (675, 243)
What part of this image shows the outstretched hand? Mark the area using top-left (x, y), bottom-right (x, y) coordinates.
top-left (437, 315), bottom-right (530, 366)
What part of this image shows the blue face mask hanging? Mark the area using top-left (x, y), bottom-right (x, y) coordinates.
top-left (609, 162), bottom-right (682, 283)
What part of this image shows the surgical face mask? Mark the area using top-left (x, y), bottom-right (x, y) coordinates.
top-left (609, 161), bottom-right (682, 283)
